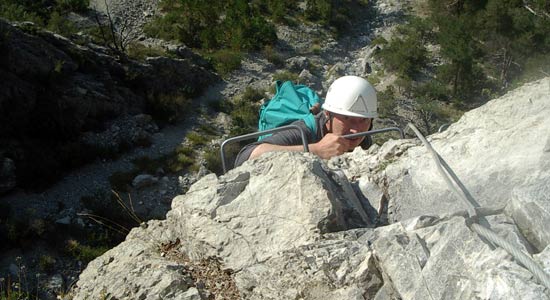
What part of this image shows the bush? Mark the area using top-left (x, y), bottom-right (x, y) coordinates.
top-left (263, 45), bottom-right (285, 67)
top-left (0, 1), bottom-right (44, 24)
top-left (144, 0), bottom-right (276, 52)
top-left (145, 93), bottom-right (192, 123)
top-left (241, 86), bottom-right (266, 103)
top-left (198, 123), bottom-right (219, 136)
top-left (377, 86), bottom-right (397, 118)
top-left (65, 239), bottom-right (108, 263)
top-left (186, 131), bottom-right (209, 146)
top-left (163, 145), bottom-right (196, 173)
top-left (204, 145), bottom-right (224, 175)
top-left (229, 99), bottom-right (259, 136)
top-left (39, 255), bottom-right (56, 273)
top-left (127, 43), bottom-right (170, 61)
top-left (413, 81), bottom-right (449, 102)
top-left (206, 49), bottom-right (243, 77)
top-left (46, 10), bottom-right (77, 36)
top-left (272, 71), bottom-right (299, 83)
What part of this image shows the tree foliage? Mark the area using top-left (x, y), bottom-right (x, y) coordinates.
top-left (428, 0), bottom-right (550, 99)
top-left (376, 17), bottom-right (431, 80)
top-left (144, 0), bottom-right (276, 51)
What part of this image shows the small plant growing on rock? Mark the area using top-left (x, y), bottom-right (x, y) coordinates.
top-left (205, 49), bottom-right (243, 78)
top-left (186, 132), bottom-right (209, 147)
top-left (145, 93), bottom-right (192, 123)
top-left (38, 255), bottom-right (56, 273)
top-left (272, 71), bottom-right (299, 83)
top-left (65, 239), bottom-right (109, 264)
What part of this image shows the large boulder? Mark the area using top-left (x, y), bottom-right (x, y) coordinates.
top-left (70, 78), bottom-right (550, 299)
top-left (340, 77), bottom-right (550, 228)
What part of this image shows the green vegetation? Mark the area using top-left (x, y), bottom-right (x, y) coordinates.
top-left (65, 239), bottom-right (109, 263)
top-left (0, 0), bottom-right (87, 36)
top-left (377, 86), bottom-right (397, 118)
top-left (375, 17), bottom-right (431, 81)
top-left (126, 43), bottom-right (172, 61)
top-left (204, 145), bottom-right (224, 175)
top-left (272, 71), bottom-right (300, 83)
top-left (229, 98), bottom-right (261, 137)
top-left (203, 49), bottom-right (243, 78)
top-left (143, 0), bottom-right (370, 75)
top-left (144, 0), bottom-right (277, 51)
top-left (0, 257), bottom-right (33, 300)
top-left (263, 45), bottom-right (285, 67)
top-left (374, 0), bottom-right (550, 132)
top-left (38, 255), bottom-right (56, 273)
top-left (186, 132), bottom-right (209, 147)
top-left (145, 93), bottom-right (192, 123)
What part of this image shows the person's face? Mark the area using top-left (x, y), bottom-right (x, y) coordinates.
top-left (329, 112), bottom-right (372, 149)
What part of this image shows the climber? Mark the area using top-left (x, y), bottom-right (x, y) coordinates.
top-left (234, 75), bottom-right (378, 167)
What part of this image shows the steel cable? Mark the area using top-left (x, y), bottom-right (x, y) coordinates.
top-left (407, 123), bottom-right (550, 290)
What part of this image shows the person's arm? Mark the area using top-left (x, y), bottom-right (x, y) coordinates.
top-left (249, 133), bottom-right (351, 160)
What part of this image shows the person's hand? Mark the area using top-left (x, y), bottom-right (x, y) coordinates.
top-left (310, 133), bottom-right (351, 159)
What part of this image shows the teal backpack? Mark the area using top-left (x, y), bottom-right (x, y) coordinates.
top-left (257, 80), bottom-right (322, 141)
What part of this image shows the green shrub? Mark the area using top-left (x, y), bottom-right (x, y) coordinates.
top-left (310, 43), bottom-right (322, 55)
top-left (413, 81), bottom-right (450, 102)
top-left (263, 45), bottom-right (285, 67)
top-left (186, 131), bottom-right (209, 146)
top-left (145, 93), bottom-right (192, 123)
top-left (272, 71), bottom-right (299, 83)
top-left (46, 10), bottom-right (77, 36)
top-left (127, 43), bottom-right (169, 61)
top-left (0, 2), bottom-right (43, 24)
top-left (163, 145), bottom-right (196, 173)
top-left (204, 145), bottom-right (224, 175)
top-left (198, 124), bottom-right (219, 136)
top-left (39, 255), bottom-right (56, 273)
top-left (144, 0), bottom-right (276, 51)
top-left (206, 49), bottom-right (243, 77)
top-left (229, 99), bottom-right (259, 136)
top-left (241, 86), bottom-right (265, 103)
top-left (66, 239), bottom-right (108, 263)
top-left (371, 36), bottom-right (388, 47)
top-left (377, 86), bottom-right (397, 118)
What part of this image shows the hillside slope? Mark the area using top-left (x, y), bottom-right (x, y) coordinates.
top-left (71, 78), bottom-right (550, 299)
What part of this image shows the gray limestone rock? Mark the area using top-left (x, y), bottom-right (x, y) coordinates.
top-left (71, 79), bottom-right (550, 300)
top-left (506, 182), bottom-right (550, 252)
top-left (357, 77), bottom-right (550, 223)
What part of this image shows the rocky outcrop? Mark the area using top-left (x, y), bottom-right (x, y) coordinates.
top-left (71, 78), bottom-right (550, 299)
top-left (0, 18), bottom-right (218, 192)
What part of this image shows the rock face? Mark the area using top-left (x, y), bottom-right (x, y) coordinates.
top-left (71, 78), bottom-right (550, 299)
top-left (0, 18), bottom-right (217, 192)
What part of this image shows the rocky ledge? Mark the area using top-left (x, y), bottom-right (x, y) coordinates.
top-left (69, 78), bottom-right (550, 299)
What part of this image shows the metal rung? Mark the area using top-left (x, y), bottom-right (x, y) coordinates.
top-left (220, 126), bottom-right (405, 174)
top-left (220, 125), bottom-right (310, 174)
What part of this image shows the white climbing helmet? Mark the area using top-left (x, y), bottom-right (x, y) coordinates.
top-left (322, 76), bottom-right (378, 118)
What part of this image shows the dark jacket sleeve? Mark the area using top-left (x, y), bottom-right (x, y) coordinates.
top-left (234, 121), bottom-right (311, 168)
